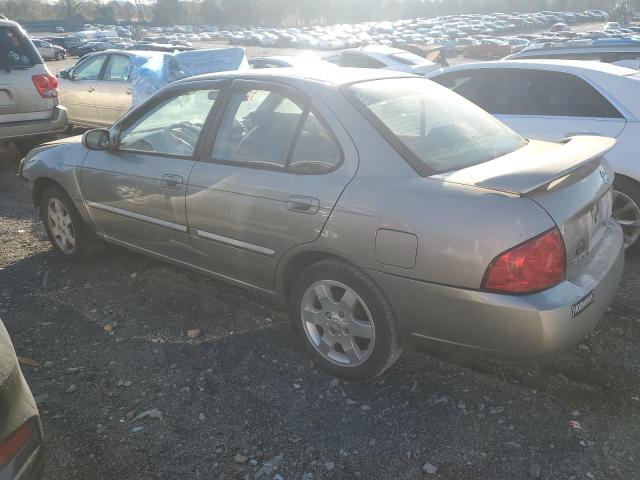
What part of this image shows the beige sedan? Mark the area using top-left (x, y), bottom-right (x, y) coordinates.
top-left (58, 50), bottom-right (149, 128)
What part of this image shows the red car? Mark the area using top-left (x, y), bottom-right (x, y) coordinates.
top-left (464, 39), bottom-right (512, 59)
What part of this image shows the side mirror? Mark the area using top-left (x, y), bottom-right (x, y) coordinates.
top-left (82, 129), bottom-right (112, 151)
top-left (58, 69), bottom-right (70, 80)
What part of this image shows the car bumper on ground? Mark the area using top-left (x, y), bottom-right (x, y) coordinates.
top-left (0, 106), bottom-right (68, 141)
top-left (369, 220), bottom-right (624, 358)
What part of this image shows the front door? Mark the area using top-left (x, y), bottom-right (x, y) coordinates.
top-left (80, 83), bottom-right (224, 259)
top-left (186, 80), bottom-right (357, 290)
top-left (94, 53), bottom-right (134, 126)
top-left (60, 53), bottom-right (107, 126)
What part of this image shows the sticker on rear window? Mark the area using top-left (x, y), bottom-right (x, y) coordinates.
top-left (572, 291), bottom-right (594, 318)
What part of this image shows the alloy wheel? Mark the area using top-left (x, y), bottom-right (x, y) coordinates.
top-left (47, 198), bottom-right (76, 254)
top-left (613, 190), bottom-right (640, 249)
top-left (300, 280), bottom-right (375, 367)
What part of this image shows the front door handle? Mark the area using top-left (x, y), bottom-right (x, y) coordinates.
top-left (87, 87), bottom-right (95, 93)
top-left (286, 196), bottom-right (320, 214)
top-left (160, 174), bottom-right (183, 190)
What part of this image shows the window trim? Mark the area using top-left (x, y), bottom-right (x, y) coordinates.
top-left (112, 79), bottom-right (230, 161)
top-left (71, 52), bottom-right (108, 81)
top-left (203, 79), bottom-right (344, 176)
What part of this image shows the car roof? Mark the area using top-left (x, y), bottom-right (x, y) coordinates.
top-left (436, 59), bottom-right (639, 77)
top-left (177, 67), bottom-right (414, 86)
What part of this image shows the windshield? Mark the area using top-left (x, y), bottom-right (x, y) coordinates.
top-left (389, 51), bottom-right (426, 65)
top-left (347, 77), bottom-right (526, 175)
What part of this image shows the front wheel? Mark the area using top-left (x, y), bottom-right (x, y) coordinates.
top-left (40, 185), bottom-right (94, 262)
top-left (289, 259), bottom-right (402, 380)
top-left (613, 178), bottom-right (640, 251)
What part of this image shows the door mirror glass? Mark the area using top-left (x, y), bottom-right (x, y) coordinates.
top-left (58, 69), bottom-right (70, 79)
top-left (83, 129), bottom-right (111, 150)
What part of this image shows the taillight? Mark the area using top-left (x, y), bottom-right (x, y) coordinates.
top-left (31, 74), bottom-right (59, 98)
top-left (482, 227), bottom-right (566, 294)
top-left (0, 420), bottom-right (33, 465)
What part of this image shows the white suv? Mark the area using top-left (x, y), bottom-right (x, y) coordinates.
top-left (0, 18), bottom-right (68, 155)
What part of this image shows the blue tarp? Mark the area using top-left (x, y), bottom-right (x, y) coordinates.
top-left (131, 47), bottom-right (247, 106)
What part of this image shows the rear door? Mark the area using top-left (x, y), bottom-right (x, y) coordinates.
top-left (59, 53), bottom-right (107, 126)
top-left (94, 53), bottom-right (133, 126)
top-left (0, 25), bottom-right (54, 126)
top-left (185, 80), bottom-right (357, 290)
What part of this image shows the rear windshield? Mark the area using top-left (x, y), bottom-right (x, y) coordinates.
top-left (0, 26), bottom-right (38, 68)
top-left (347, 77), bottom-right (526, 175)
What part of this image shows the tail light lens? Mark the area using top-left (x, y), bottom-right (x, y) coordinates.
top-left (482, 227), bottom-right (566, 294)
top-left (0, 420), bottom-right (33, 466)
top-left (31, 74), bottom-right (59, 98)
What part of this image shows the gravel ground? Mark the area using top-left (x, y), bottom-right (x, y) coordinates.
top-left (1, 138), bottom-right (640, 480)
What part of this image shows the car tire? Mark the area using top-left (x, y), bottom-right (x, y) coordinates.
top-left (613, 177), bottom-right (640, 251)
top-left (40, 185), bottom-right (95, 262)
top-left (289, 259), bottom-right (402, 380)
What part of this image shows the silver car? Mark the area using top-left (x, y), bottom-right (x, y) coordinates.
top-left (21, 69), bottom-right (624, 379)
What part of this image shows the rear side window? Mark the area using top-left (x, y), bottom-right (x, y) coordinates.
top-left (340, 53), bottom-right (386, 69)
top-left (348, 78), bottom-right (526, 175)
top-left (0, 26), bottom-right (37, 67)
top-left (487, 69), bottom-right (577, 116)
top-left (212, 87), bottom-right (341, 173)
top-left (483, 69), bottom-right (622, 119)
top-left (103, 54), bottom-right (132, 82)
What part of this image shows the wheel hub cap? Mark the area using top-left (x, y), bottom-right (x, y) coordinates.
top-left (300, 280), bottom-right (375, 367)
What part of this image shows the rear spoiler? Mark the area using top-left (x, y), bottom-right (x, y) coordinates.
top-left (436, 136), bottom-right (616, 195)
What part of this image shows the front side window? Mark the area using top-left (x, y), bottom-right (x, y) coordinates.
top-left (103, 54), bottom-right (132, 82)
top-left (348, 77), bottom-right (526, 175)
top-left (212, 87), bottom-right (341, 172)
top-left (431, 70), bottom-right (493, 109)
top-left (119, 88), bottom-right (219, 156)
top-left (72, 55), bottom-right (107, 80)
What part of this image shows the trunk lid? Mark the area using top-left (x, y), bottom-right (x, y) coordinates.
top-left (436, 136), bottom-right (616, 279)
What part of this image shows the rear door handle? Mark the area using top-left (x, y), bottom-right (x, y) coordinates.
top-left (286, 196), bottom-right (320, 214)
top-left (160, 174), bottom-right (183, 190)
top-left (87, 87), bottom-right (95, 93)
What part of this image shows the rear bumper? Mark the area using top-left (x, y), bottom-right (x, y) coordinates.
top-left (369, 220), bottom-right (624, 358)
top-left (0, 106), bottom-right (68, 141)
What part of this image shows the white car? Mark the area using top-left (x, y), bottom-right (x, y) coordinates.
top-left (426, 59), bottom-right (640, 248)
top-left (31, 38), bottom-right (66, 61)
top-left (323, 46), bottom-right (439, 75)
top-left (249, 55), bottom-right (338, 69)
top-left (605, 22), bottom-right (621, 31)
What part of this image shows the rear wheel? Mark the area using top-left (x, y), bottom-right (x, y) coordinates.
top-left (40, 185), bottom-right (94, 262)
top-left (289, 259), bottom-right (402, 380)
top-left (613, 177), bottom-right (640, 251)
